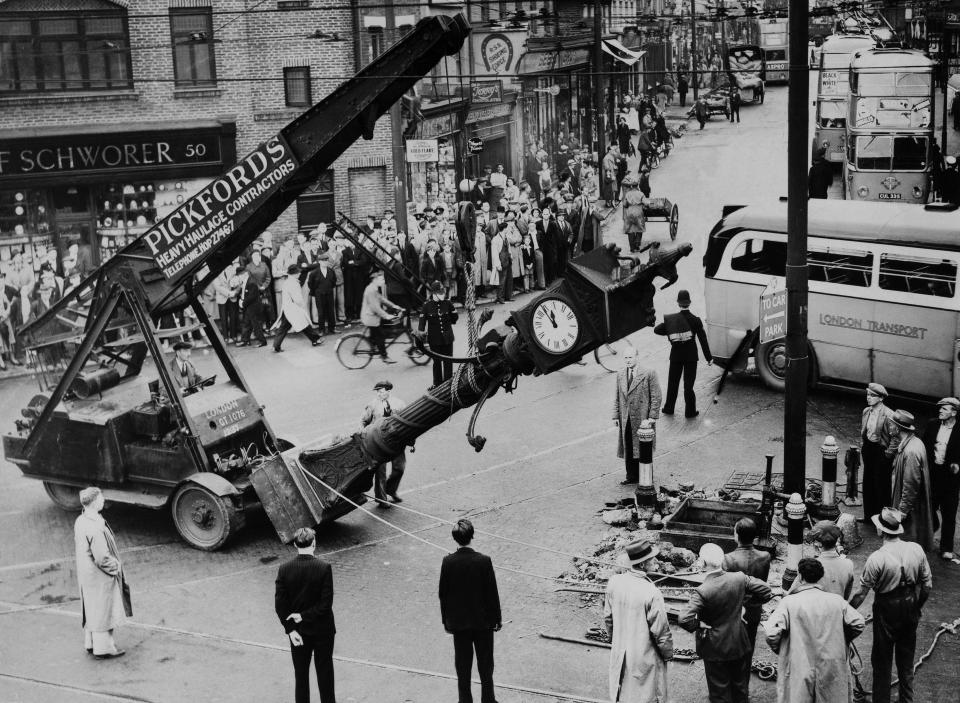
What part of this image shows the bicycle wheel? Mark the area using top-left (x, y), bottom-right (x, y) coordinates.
top-left (594, 339), bottom-right (627, 373)
top-left (401, 331), bottom-right (431, 366)
top-left (335, 333), bottom-right (374, 370)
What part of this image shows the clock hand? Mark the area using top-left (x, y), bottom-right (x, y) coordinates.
top-left (547, 309), bottom-right (558, 328)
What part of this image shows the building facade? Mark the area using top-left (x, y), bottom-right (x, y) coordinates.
top-left (0, 0), bottom-right (392, 277)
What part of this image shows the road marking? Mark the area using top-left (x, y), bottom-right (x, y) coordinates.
top-left (2, 606), bottom-right (609, 703)
top-left (0, 672), bottom-right (155, 702)
top-left (0, 542), bottom-right (177, 575)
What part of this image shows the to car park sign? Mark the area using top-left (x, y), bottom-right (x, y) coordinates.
top-left (759, 289), bottom-right (787, 343)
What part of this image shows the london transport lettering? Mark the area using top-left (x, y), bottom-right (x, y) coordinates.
top-left (143, 137), bottom-right (298, 279)
top-left (818, 313), bottom-right (928, 339)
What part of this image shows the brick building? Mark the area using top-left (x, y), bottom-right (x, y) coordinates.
top-left (0, 0), bottom-right (395, 276)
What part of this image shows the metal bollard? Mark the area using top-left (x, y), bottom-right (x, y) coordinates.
top-left (817, 435), bottom-right (841, 520)
top-left (782, 492), bottom-right (806, 590)
top-left (635, 420), bottom-right (657, 508)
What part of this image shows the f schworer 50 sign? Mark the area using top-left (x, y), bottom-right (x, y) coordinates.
top-left (144, 137), bottom-right (298, 279)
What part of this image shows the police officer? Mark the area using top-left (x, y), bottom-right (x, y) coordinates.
top-left (654, 289), bottom-right (712, 418)
top-left (849, 507), bottom-right (933, 703)
top-left (417, 281), bottom-right (458, 387)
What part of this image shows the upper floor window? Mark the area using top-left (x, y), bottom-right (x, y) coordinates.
top-left (170, 8), bottom-right (216, 88)
top-left (368, 27), bottom-right (384, 61)
top-left (283, 66), bottom-right (311, 107)
top-left (0, 10), bottom-right (132, 93)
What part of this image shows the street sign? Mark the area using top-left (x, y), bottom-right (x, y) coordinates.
top-left (759, 289), bottom-right (787, 344)
top-left (467, 136), bottom-right (484, 154)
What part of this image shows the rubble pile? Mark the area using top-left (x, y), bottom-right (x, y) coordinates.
top-left (598, 484), bottom-right (709, 529)
top-left (560, 528), bottom-right (703, 584)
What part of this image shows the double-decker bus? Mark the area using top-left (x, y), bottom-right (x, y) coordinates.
top-left (845, 49), bottom-right (934, 204)
top-left (813, 34), bottom-right (879, 163)
top-left (759, 17), bottom-right (789, 83)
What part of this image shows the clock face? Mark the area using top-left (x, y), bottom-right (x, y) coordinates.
top-left (531, 298), bottom-right (580, 354)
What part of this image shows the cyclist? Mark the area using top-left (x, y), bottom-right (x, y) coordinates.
top-left (361, 270), bottom-right (403, 364)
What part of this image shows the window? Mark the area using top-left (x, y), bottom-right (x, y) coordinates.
top-left (0, 11), bottom-right (132, 93)
top-left (170, 8), bottom-right (216, 88)
top-left (879, 254), bottom-right (957, 298)
top-left (283, 66), bottom-right (311, 107)
top-left (808, 246), bottom-right (873, 287)
top-left (296, 171), bottom-right (334, 236)
top-left (368, 27), bottom-right (384, 61)
top-left (854, 136), bottom-right (927, 171)
top-left (730, 237), bottom-right (787, 276)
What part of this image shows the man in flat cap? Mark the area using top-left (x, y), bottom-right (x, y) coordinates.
top-left (170, 341), bottom-right (199, 392)
top-left (861, 382), bottom-right (898, 523)
top-left (359, 380), bottom-right (407, 506)
top-left (787, 520), bottom-right (853, 599)
top-left (603, 540), bottom-right (673, 703)
top-left (922, 397), bottom-right (960, 562)
top-left (890, 410), bottom-right (935, 551)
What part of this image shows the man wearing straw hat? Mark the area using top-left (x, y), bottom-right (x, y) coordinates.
top-left (889, 409), bottom-right (935, 551)
top-left (603, 539), bottom-right (673, 702)
top-left (849, 507), bottom-right (932, 703)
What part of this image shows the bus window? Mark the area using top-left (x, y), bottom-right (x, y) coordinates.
top-left (730, 237), bottom-right (786, 275)
top-left (855, 135), bottom-right (893, 170)
top-left (892, 137), bottom-right (927, 170)
top-left (879, 254), bottom-right (957, 298)
top-left (766, 49), bottom-right (787, 61)
top-left (856, 73), bottom-right (893, 96)
top-left (895, 72), bottom-right (931, 96)
top-left (818, 101), bottom-right (846, 128)
top-left (808, 247), bottom-right (874, 287)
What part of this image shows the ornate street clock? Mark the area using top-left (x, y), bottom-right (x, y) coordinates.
top-left (530, 297), bottom-right (580, 354)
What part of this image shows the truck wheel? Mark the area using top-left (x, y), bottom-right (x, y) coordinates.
top-left (43, 482), bottom-right (82, 511)
top-left (171, 484), bottom-right (242, 551)
top-left (755, 340), bottom-right (788, 392)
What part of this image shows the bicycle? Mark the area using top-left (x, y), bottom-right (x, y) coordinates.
top-left (335, 312), bottom-right (430, 370)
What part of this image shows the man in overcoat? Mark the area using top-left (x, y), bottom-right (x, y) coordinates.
top-left (890, 410), bottom-right (935, 551)
top-left (679, 543), bottom-right (772, 703)
top-left (764, 558), bottom-right (864, 703)
top-left (603, 540), bottom-right (673, 702)
top-left (75, 486), bottom-right (129, 658)
top-left (613, 347), bottom-right (661, 485)
top-left (272, 265), bottom-right (323, 351)
top-left (861, 382), bottom-right (899, 523)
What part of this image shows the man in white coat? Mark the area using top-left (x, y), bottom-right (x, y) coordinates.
top-left (75, 486), bottom-right (130, 659)
top-left (272, 264), bottom-right (323, 352)
top-left (764, 557), bottom-right (865, 703)
top-left (603, 539), bottom-right (673, 702)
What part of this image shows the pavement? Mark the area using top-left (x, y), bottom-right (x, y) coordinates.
top-left (1, 84), bottom-right (959, 703)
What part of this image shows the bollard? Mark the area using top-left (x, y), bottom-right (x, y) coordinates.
top-left (782, 492), bottom-right (806, 590)
top-left (635, 420), bottom-right (657, 509)
top-left (817, 435), bottom-right (841, 520)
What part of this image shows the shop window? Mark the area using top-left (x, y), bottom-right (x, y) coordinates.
top-left (0, 8), bottom-right (132, 93)
top-left (170, 8), bottom-right (216, 88)
top-left (284, 66), bottom-right (311, 107)
top-left (296, 171), bottom-right (334, 237)
top-left (0, 189), bottom-right (53, 276)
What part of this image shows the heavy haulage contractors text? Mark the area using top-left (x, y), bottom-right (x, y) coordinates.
top-left (145, 137), bottom-right (297, 278)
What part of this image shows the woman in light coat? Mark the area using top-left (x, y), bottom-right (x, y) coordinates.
top-left (75, 486), bottom-right (128, 658)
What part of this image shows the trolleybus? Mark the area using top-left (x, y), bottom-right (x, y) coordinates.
top-left (845, 49), bottom-right (934, 204)
top-left (702, 200), bottom-right (960, 399)
top-left (813, 34), bottom-right (878, 163)
top-left (726, 44), bottom-right (765, 103)
top-left (759, 18), bottom-right (789, 83)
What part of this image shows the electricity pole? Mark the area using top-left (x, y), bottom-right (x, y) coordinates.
top-left (594, 0), bottom-right (606, 158)
top-left (691, 0), bottom-right (699, 101)
top-left (783, 0), bottom-right (809, 498)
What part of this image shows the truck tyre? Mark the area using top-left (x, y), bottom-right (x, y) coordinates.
top-left (171, 483), bottom-right (242, 551)
top-left (43, 482), bottom-right (82, 511)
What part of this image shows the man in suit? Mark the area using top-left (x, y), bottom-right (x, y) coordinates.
top-left (654, 289), bottom-right (712, 418)
top-left (679, 543), bottom-right (772, 703)
top-left (308, 254), bottom-right (337, 336)
top-left (861, 382), bottom-right (899, 523)
top-left (922, 397), bottom-right (960, 562)
top-left (439, 519), bottom-right (501, 703)
top-left (275, 527), bottom-right (336, 703)
top-left (613, 346), bottom-right (662, 486)
top-left (721, 518), bottom-right (771, 653)
top-left (169, 341), bottom-right (200, 392)
top-left (890, 410), bottom-right (935, 551)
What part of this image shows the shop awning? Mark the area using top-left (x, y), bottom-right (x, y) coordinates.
top-left (516, 49), bottom-right (556, 75)
top-left (602, 39), bottom-right (645, 66)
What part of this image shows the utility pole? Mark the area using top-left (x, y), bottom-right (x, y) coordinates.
top-left (784, 0), bottom-right (809, 498)
top-left (386, 0), bottom-right (408, 232)
top-left (691, 0), bottom-right (699, 101)
top-left (594, 0), bottom-right (606, 159)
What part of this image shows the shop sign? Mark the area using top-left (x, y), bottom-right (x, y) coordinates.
top-left (0, 128), bottom-right (224, 179)
top-left (471, 80), bottom-right (503, 104)
top-left (406, 139), bottom-right (439, 163)
top-left (466, 103), bottom-right (513, 124)
top-left (144, 136), bottom-right (298, 280)
top-left (556, 48), bottom-right (590, 70)
top-left (518, 51), bottom-right (556, 74)
top-left (480, 33), bottom-right (515, 74)
top-left (420, 113), bottom-right (458, 139)
top-left (467, 137), bottom-right (484, 154)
